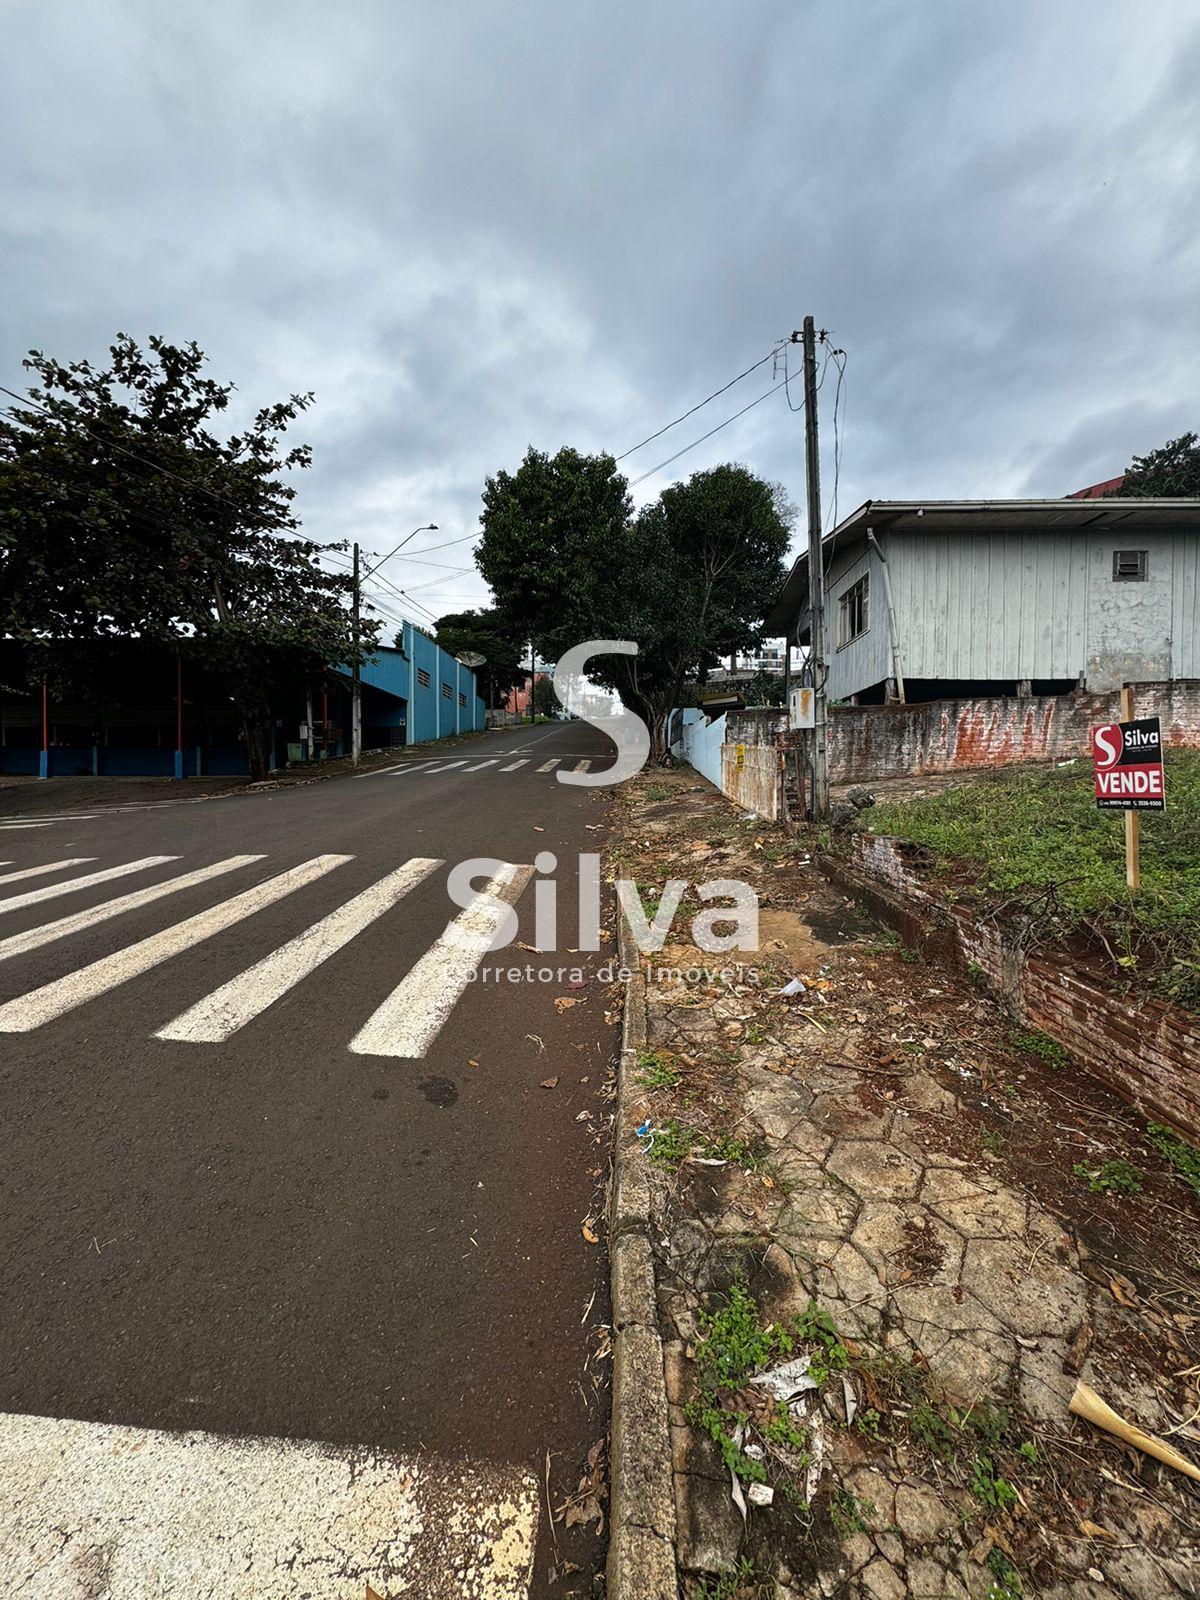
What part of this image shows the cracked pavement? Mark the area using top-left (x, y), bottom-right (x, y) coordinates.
top-left (614, 770), bottom-right (1200, 1599)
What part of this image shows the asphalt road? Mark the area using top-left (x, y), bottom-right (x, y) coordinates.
top-left (0, 721), bottom-right (619, 1596)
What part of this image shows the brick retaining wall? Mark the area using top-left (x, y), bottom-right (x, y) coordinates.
top-left (821, 833), bottom-right (1200, 1141)
top-left (830, 681), bottom-right (1200, 784)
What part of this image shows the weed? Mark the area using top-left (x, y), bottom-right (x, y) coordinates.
top-left (636, 1049), bottom-right (679, 1089)
top-left (1018, 1439), bottom-right (1038, 1465)
top-left (853, 1406), bottom-right (885, 1441)
top-left (967, 958), bottom-right (985, 984)
top-left (795, 1300), bottom-right (849, 1384)
top-left (1073, 1156), bottom-right (1143, 1195)
top-left (649, 1120), bottom-right (693, 1171)
top-left (980, 1128), bottom-right (1003, 1156)
top-left (762, 1402), bottom-right (811, 1458)
top-left (1009, 1028), bottom-right (1071, 1069)
top-left (971, 1453), bottom-right (1018, 1511)
top-left (692, 1558), bottom-right (760, 1600)
top-left (1146, 1121), bottom-right (1200, 1196)
top-left (695, 1282), bottom-right (794, 1390)
top-left (744, 1022), bottom-right (766, 1045)
top-left (986, 1548), bottom-right (1024, 1599)
top-left (964, 1403), bottom-right (1010, 1450)
top-left (829, 1487), bottom-right (874, 1536)
top-left (700, 1130), bottom-right (761, 1168)
top-left (643, 782), bottom-right (671, 802)
top-left (685, 1401), bottom-right (767, 1483)
top-left (910, 1400), bottom-right (957, 1461)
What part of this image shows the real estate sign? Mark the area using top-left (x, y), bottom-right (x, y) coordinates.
top-left (1091, 717), bottom-right (1166, 811)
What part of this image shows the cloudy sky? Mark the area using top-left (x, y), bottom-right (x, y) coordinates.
top-left (3, 1), bottom-right (1198, 634)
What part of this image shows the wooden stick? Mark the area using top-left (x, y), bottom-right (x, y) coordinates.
top-left (1120, 685), bottom-right (1141, 892)
top-left (1070, 1379), bottom-right (1200, 1484)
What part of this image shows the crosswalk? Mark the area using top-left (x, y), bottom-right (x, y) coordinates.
top-left (0, 852), bottom-right (534, 1057)
top-left (358, 755), bottom-right (597, 780)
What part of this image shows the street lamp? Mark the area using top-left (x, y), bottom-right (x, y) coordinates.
top-left (365, 523), bottom-right (438, 577)
top-left (352, 523), bottom-right (438, 766)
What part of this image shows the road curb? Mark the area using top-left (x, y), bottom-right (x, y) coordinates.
top-left (607, 912), bottom-right (678, 1599)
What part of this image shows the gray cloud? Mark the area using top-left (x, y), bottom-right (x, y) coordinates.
top-left (3, 0), bottom-right (1198, 627)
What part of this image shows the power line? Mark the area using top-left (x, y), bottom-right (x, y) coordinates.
top-left (627, 380), bottom-right (785, 489)
top-left (615, 344), bottom-right (784, 461)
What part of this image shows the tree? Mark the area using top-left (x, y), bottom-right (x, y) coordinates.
top-left (1113, 432), bottom-right (1200, 498)
top-left (428, 607), bottom-right (525, 707)
top-left (532, 673), bottom-right (558, 717)
top-left (475, 450), bottom-right (791, 762)
top-left (0, 334), bottom-right (373, 777)
top-left (476, 446), bottom-right (631, 662)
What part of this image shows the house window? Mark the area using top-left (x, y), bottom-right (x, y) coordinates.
top-left (417, 667), bottom-right (430, 688)
top-left (837, 575), bottom-right (869, 648)
top-left (441, 682), bottom-right (452, 699)
top-left (1113, 549), bottom-right (1148, 582)
top-left (458, 691), bottom-right (467, 708)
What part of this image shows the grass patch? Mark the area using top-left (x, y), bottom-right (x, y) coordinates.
top-left (1074, 1156), bottom-right (1143, 1195)
top-left (1009, 1028), bottom-right (1071, 1070)
top-left (1146, 1121), bottom-right (1200, 1196)
top-left (871, 753), bottom-right (1200, 1010)
top-left (648, 1119), bottom-right (760, 1171)
top-left (636, 1049), bottom-right (679, 1089)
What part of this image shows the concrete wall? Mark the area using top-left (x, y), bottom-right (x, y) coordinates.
top-left (671, 706), bottom-right (783, 819)
top-left (829, 681), bottom-right (1200, 784)
top-left (823, 833), bottom-right (1200, 1141)
top-left (670, 708), bottom-right (726, 788)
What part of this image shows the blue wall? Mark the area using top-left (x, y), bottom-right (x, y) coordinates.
top-left (375, 627), bottom-right (485, 746)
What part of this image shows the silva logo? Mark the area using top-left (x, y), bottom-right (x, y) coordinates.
top-left (1091, 723), bottom-right (1122, 770)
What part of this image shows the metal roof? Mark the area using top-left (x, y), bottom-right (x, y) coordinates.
top-left (763, 497), bottom-right (1200, 635)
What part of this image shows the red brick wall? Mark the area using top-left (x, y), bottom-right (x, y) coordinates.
top-left (823, 834), bottom-right (1200, 1141)
top-left (830, 681), bottom-right (1200, 784)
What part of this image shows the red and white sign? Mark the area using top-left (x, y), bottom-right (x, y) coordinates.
top-left (1091, 717), bottom-right (1165, 811)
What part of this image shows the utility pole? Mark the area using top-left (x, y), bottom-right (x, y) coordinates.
top-left (351, 540), bottom-right (362, 766)
top-left (529, 644), bottom-right (536, 724)
top-left (798, 316), bottom-right (829, 819)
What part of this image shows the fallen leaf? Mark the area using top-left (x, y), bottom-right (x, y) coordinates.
top-left (555, 996), bottom-right (580, 1013)
top-left (541, 1077), bottom-right (560, 1089)
top-left (467, 1058), bottom-right (480, 1068)
top-left (582, 1222), bottom-right (599, 1244)
top-left (533, 825), bottom-right (545, 832)
top-left (1080, 1520), bottom-right (1114, 1539)
top-left (1110, 1278), bottom-right (1139, 1309)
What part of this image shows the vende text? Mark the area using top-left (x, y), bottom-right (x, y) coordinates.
top-left (1095, 764), bottom-right (1164, 799)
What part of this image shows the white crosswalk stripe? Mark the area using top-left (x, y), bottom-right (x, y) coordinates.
top-left (0, 856), bottom-right (265, 966)
top-left (0, 856), bottom-right (350, 1033)
top-left (0, 856), bottom-right (177, 915)
top-left (500, 759), bottom-right (529, 771)
top-left (463, 759), bottom-right (498, 772)
top-left (0, 849), bottom-right (547, 1056)
top-left (574, 758), bottom-right (592, 772)
top-left (156, 857), bottom-right (442, 1043)
top-left (537, 759), bottom-right (560, 772)
top-left (350, 863), bottom-right (534, 1058)
top-left (0, 858), bottom-right (96, 889)
top-left (388, 761), bottom-right (438, 777)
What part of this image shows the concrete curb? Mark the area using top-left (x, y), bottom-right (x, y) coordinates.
top-left (607, 912), bottom-right (678, 1600)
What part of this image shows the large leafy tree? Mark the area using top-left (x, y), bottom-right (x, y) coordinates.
top-left (475, 449), bottom-right (791, 761)
top-left (1113, 432), bottom-right (1200, 497)
top-left (476, 446), bottom-right (632, 661)
top-left (0, 334), bottom-right (373, 777)
top-left (429, 606), bottom-right (525, 706)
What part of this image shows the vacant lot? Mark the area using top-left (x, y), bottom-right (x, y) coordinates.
top-left (867, 751), bottom-right (1200, 1011)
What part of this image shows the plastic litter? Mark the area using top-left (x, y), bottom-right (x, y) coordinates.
top-left (776, 977), bottom-right (807, 997)
top-left (749, 1355), bottom-right (819, 1403)
top-left (748, 1483), bottom-right (774, 1507)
